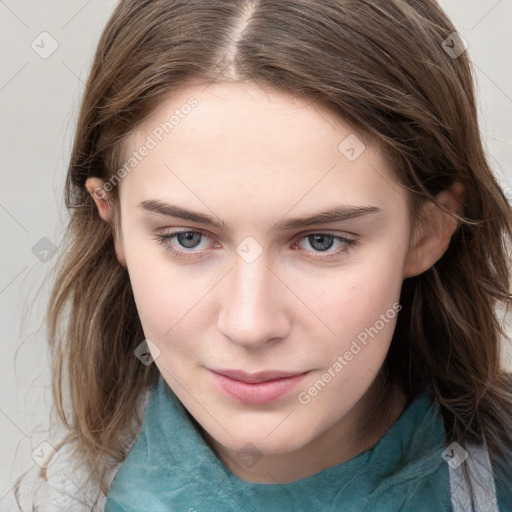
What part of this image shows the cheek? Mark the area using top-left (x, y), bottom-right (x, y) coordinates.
top-left (300, 255), bottom-right (404, 413)
top-left (123, 239), bottom-right (222, 366)
top-left (299, 245), bottom-right (404, 339)
top-left (121, 241), bottom-right (190, 341)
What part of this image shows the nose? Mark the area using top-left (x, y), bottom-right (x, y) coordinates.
top-left (216, 254), bottom-right (291, 349)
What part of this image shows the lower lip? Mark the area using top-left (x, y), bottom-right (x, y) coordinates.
top-left (210, 371), bottom-right (309, 404)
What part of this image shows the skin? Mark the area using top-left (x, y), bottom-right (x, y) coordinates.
top-left (86, 81), bottom-right (462, 484)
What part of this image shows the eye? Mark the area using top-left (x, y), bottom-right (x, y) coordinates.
top-left (292, 232), bottom-right (356, 261)
top-left (154, 230), bottom-right (357, 261)
top-left (154, 230), bottom-right (217, 260)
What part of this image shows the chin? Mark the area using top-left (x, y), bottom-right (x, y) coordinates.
top-left (213, 426), bottom-right (313, 457)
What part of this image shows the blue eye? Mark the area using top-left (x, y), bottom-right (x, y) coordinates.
top-left (297, 233), bottom-right (353, 255)
top-left (154, 230), bottom-right (216, 259)
top-left (291, 232), bottom-right (356, 261)
top-left (169, 231), bottom-right (205, 249)
top-left (154, 230), bottom-right (356, 261)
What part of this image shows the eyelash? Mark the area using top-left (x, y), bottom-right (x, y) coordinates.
top-left (154, 229), bottom-right (357, 262)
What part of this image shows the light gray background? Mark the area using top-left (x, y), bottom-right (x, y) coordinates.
top-left (1, 0), bottom-right (511, 508)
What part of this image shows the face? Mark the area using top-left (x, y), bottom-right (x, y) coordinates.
top-left (110, 82), bottom-right (413, 459)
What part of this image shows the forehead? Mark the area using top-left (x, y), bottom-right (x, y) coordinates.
top-left (118, 82), bottom-right (405, 212)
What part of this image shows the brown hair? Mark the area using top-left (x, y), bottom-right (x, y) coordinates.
top-left (17, 0), bottom-right (512, 508)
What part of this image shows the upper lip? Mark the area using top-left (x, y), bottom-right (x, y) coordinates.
top-left (209, 368), bottom-right (309, 383)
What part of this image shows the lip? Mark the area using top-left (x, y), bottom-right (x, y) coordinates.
top-left (209, 368), bottom-right (310, 404)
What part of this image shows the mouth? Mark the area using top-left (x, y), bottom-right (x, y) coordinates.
top-left (208, 368), bottom-right (310, 404)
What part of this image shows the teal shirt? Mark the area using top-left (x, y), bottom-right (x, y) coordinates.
top-left (105, 376), bottom-right (510, 511)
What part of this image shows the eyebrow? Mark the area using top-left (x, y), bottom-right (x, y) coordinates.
top-left (138, 199), bottom-right (382, 233)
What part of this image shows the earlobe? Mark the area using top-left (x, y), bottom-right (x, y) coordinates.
top-left (85, 177), bottom-right (128, 269)
top-left (403, 182), bottom-right (463, 279)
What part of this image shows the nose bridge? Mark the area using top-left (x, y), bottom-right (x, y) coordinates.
top-left (240, 253), bottom-right (270, 300)
top-left (230, 252), bottom-right (274, 319)
top-left (217, 250), bottom-right (288, 347)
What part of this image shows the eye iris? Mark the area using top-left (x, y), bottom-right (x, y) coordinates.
top-left (177, 232), bottom-right (202, 249)
top-left (309, 234), bottom-right (334, 251)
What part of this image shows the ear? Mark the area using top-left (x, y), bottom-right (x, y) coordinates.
top-left (403, 182), bottom-right (464, 279)
top-left (85, 177), bottom-right (127, 269)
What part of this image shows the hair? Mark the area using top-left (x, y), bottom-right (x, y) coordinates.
top-left (16, 0), bottom-right (512, 509)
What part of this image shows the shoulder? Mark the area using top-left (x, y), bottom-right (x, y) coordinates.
top-left (493, 454), bottom-right (512, 511)
top-left (11, 434), bottom-right (115, 512)
top-left (447, 442), bottom-right (512, 512)
top-left (10, 389), bottom-right (151, 512)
